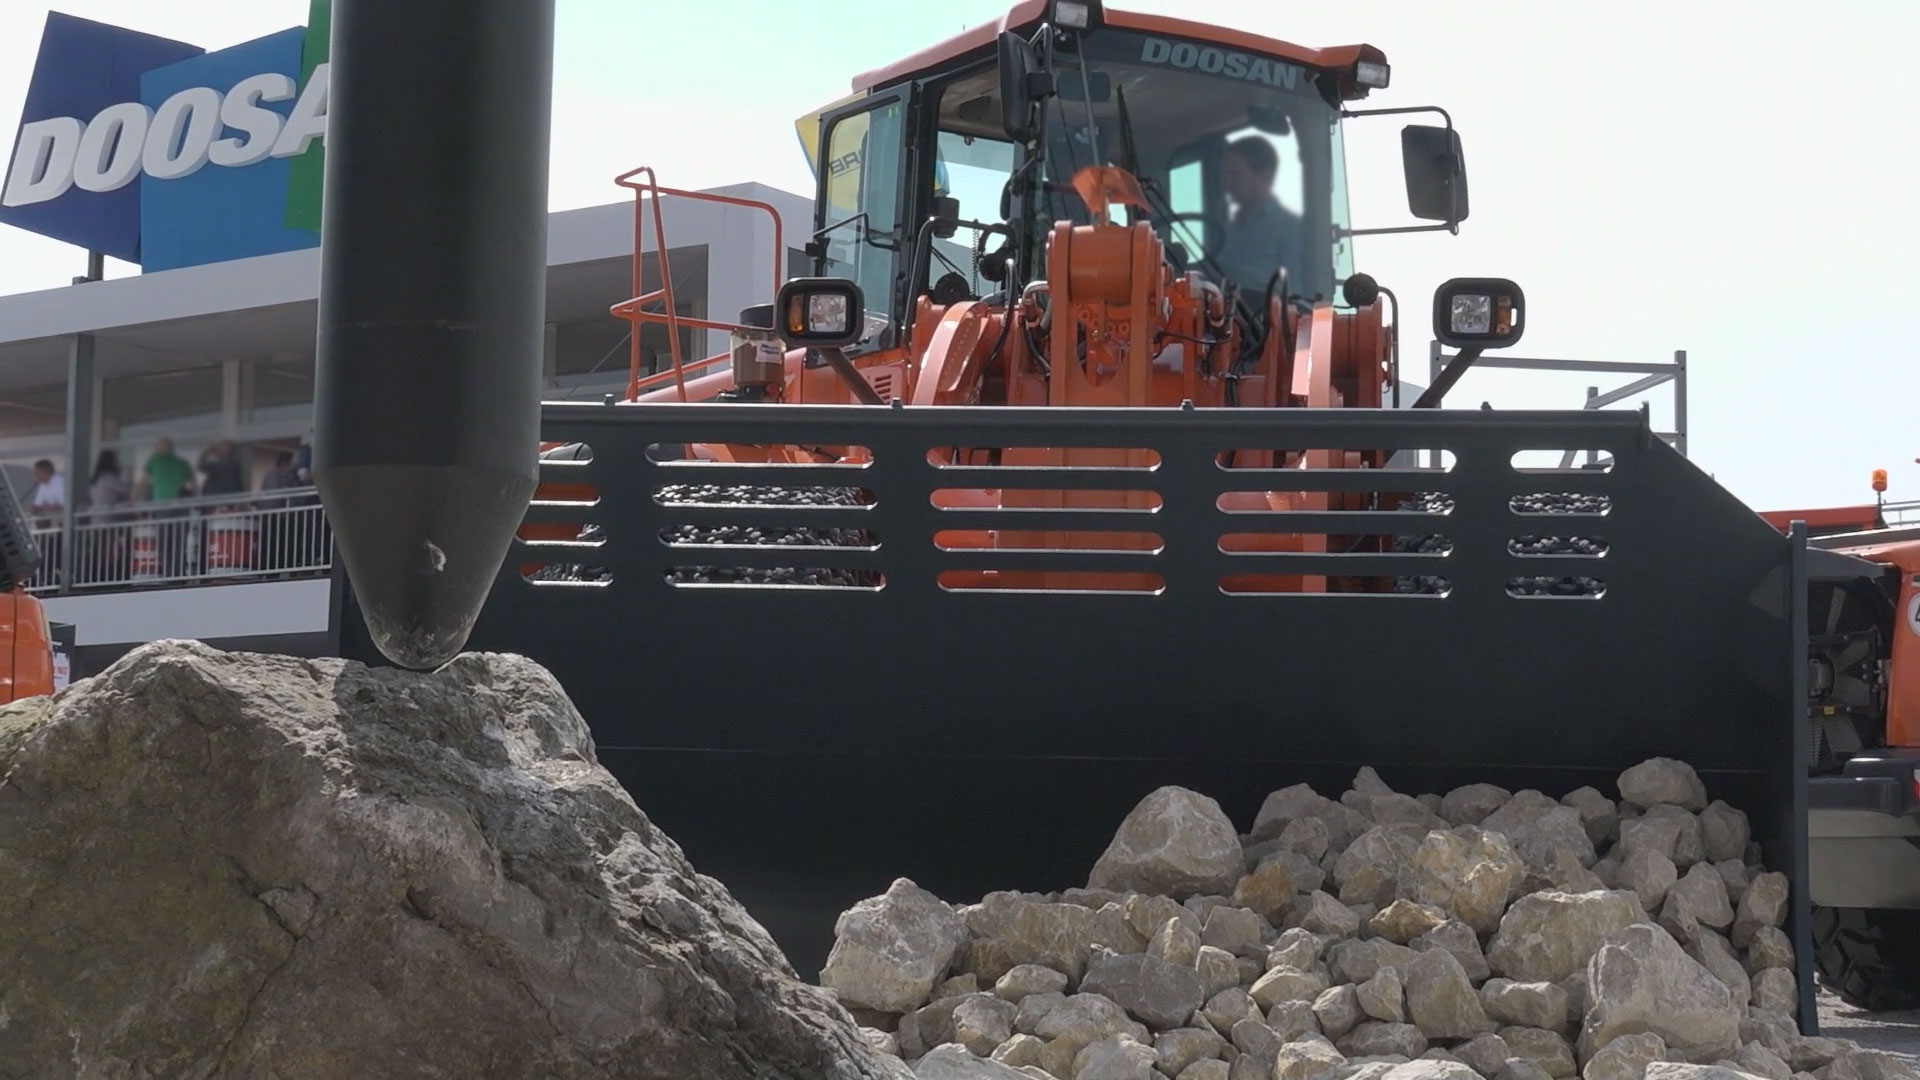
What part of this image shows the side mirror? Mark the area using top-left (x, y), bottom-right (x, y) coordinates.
top-left (998, 31), bottom-right (1049, 143)
top-left (1402, 125), bottom-right (1469, 224)
top-left (1432, 277), bottom-right (1523, 349)
top-left (776, 278), bottom-right (867, 349)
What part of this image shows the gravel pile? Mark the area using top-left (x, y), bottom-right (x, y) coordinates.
top-left (818, 759), bottom-right (1916, 1080)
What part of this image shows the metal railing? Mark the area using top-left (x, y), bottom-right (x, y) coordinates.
top-left (1427, 344), bottom-right (1688, 468)
top-left (24, 486), bottom-right (333, 594)
top-left (1883, 500), bottom-right (1920, 528)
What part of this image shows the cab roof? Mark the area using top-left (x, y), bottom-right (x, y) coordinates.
top-left (850, 0), bottom-right (1385, 94)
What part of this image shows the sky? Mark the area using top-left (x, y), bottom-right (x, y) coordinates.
top-left (1, 0), bottom-right (1917, 513)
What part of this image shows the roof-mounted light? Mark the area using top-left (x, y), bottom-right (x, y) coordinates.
top-left (1053, 0), bottom-right (1096, 29)
top-left (1354, 60), bottom-right (1391, 90)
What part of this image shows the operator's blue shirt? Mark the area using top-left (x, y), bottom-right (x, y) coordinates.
top-left (1216, 193), bottom-right (1302, 296)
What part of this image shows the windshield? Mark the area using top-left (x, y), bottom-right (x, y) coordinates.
top-left (1024, 28), bottom-right (1347, 305)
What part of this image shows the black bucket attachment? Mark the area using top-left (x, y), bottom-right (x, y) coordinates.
top-left (331, 402), bottom-right (1813, 1024)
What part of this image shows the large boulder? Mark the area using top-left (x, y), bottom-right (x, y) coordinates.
top-left (0, 641), bottom-right (910, 1080)
top-left (1579, 924), bottom-right (1741, 1064)
top-left (1487, 890), bottom-right (1642, 983)
top-left (1088, 787), bottom-right (1246, 900)
top-left (823, 878), bottom-right (969, 1013)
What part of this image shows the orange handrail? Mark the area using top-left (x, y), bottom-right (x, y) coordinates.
top-left (611, 167), bottom-right (789, 402)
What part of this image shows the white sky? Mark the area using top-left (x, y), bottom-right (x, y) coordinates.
top-left (2, 0), bottom-right (1916, 513)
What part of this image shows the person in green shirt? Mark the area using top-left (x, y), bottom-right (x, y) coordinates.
top-left (139, 438), bottom-right (195, 502)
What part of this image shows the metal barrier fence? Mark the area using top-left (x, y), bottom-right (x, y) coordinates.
top-left (25, 487), bottom-right (333, 594)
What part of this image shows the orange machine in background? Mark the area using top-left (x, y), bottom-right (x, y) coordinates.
top-left (0, 471), bottom-right (60, 704)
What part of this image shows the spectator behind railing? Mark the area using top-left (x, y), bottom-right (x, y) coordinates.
top-left (26, 459), bottom-right (65, 584)
top-left (87, 450), bottom-right (134, 582)
top-left (198, 440), bottom-right (246, 508)
top-left (136, 437), bottom-right (194, 577)
top-left (89, 450), bottom-right (130, 511)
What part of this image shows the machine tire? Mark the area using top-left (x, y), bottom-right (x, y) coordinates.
top-left (1812, 904), bottom-right (1920, 1012)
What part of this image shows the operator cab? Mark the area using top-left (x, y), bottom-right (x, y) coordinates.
top-left (796, 0), bottom-right (1467, 356)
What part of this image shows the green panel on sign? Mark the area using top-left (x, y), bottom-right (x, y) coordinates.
top-left (283, 0), bottom-right (330, 234)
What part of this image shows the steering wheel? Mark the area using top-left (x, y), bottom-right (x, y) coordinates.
top-left (1161, 211), bottom-right (1231, 268)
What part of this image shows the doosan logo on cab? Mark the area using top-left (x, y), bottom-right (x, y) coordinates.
top-left (2, 63), bottom-right (330, 209)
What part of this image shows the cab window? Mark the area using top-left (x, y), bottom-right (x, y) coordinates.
top-left (817, 99), bottom-right (906, 341)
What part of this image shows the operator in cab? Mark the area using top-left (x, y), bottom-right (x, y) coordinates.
top-left (1215, 136), bottom-right (1303, 298)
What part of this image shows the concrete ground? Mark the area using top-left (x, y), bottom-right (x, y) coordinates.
top-left (1818, 986), bottom-right (1920, 1063)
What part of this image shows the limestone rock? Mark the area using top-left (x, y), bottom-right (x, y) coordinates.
top-left (1385, 1062), bottom-right (1486, 1080)
top-left (1481, 792), bottom-right (1599, 874)
top-left (1696, 803), bottom-right (1750, 865)
top-left (1372, 900), bottom-right (1450, 945)
top-left (1269, 999), bottom-right (1321, 1043)
top-left (1231, 1017), bottom-right (1282, 1065)
top-left (1272, 927), bottom-right (1333, 973)
top-left (1198, 946), bottom-right (1243, 999)
top-left (1330, 937), bottom-right (1415, 985)
top-left (1546, 849), bottom-right (1609, 895)
top-left (963, 894), bottom-right (1144, 984)
top-left (862, 1028), bottom-right (902, 1057)
top-left (1500, 1028), bottom-right (1577, 1079)
top-left (1618, 849), bottom-right (1679, 913)
top-left (1204, 988), bottom-right (1263, 1032)
top-left (1501, 1059), bottom-right (1559, 1080)
top-left (1205, 906), bottom-right (1270, 959)
top-left (1561, 788), bottom-right (1621, 848)
top-left (1185, 1061), bottom-right (1235, 1080)
top-left (1444, 784), bottom-right (1514, 827)
top-left (1153, 914), bottom-right (1207, 968)
top-left (916, 1043), bottom-right (1042, 1079)
top-left (1617, 758), bottom-right (1709, 812)
top-left (1082, 951), bottom-right (1210, 1032)
top-left (1643, 1066), bottom-right (1769, 1080)
top-left (1731, 873), bottom-right (1788, 949)
top-left (941, 974), bottom-right (983, 1000)
top-left (826, 878), bottom-right (971, 1013)
top-left (1231, 1052), bottom-right (1275, 1080)
top-left (1644, 806), bottom-right (1709, 868)
top-left (1090, 787), bottom-right (1248, 901)
top-left (1582, 1033), bottom-right (1669, 1080)
top-left (0, 642), bottom-right (913, 1080)
top-left (1405, 947), bottom-right (1492, 1040)
top-left (1359, 963), bottom-right (1408, 1023)
top-left (1074, 1035), bottom-right (1160, 1080)
top-left (1130, 895), bottom-right (1204, 942)
top-left (1315, 984), bottom-right (1367, 1040)
top-left (1399, 827), bottom-right (1528, 934)
top-left (1250, 966), bottom-right (1333, 1011)
top-left (1015, 991), bottom-right (1069, 1035)
top-left (1412, 920), bottom-right (1492, 984)
top-left (1487, 891), bottom-right (1642, 983)
top-left (993, 1034), bottom-right (1047, 1069)
top-left (1478, 980), bottom-right (1570, 1034)
top-left (1235, 856), bottom-right (1303, 923)
top-left (1729, 1045), bottom-right (1793, 1080)
top-left (1444, 1034), bottom-right (1505, 1078)
top-left (1744, 926), bottom-right (1793, 973)
top-left (1033, 993), bottom-right (1150, 1047)
top-left (1334, 826), bottom-right (1430, 906)
top-left (1658, 864), bottom-right (1734, 944)
top-left (1302, 890), bottom-right (1366, 938)
top-left (1683, 930), bottom-right (1751, 1010)
top-left (955, 995), bottom-right (1020, 1056)
top-left (998, 965), bottom-right (1072, 1004)
top-left (1340, 1023), bottom-right (1430, 1061)
top-left (1156, 1028), bottom-right (1228, 1077)
top-left (1277, 1036), bottom-right (1350, 1080)
top-left (1750, 968), bottom-right (1797, 1017)
top-left (1714, 862), bottom-right (1753, 906)
top-left (1579, 924), bottom-right (1740, 1064)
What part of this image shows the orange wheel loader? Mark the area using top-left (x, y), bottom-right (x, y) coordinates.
top-left (1756, 476), bottom-right (1920, 1011)
top-left (329, 0), bottom-right (1830, 1031)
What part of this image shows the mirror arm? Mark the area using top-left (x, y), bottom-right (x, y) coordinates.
top-left (1341, 222), bottom-right (1459, 239)
top-left (1340, 104), bottom-right (1455, 128)
top-left (1411, 344), bottom-right (1483, 409)
top-left (815, 346), bottom-right (887, 404)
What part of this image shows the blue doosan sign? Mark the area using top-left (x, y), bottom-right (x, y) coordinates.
top-left (0, 6), bottom-right (331, 273)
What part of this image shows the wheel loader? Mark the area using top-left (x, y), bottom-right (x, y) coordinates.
top-left (327, 0), bottom-right (1822, 1027)
top-left (1752, 477), bottom-right (1920, 1011)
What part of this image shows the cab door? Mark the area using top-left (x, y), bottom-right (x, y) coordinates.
top-left (809, 88), bottom-right (917, 351)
